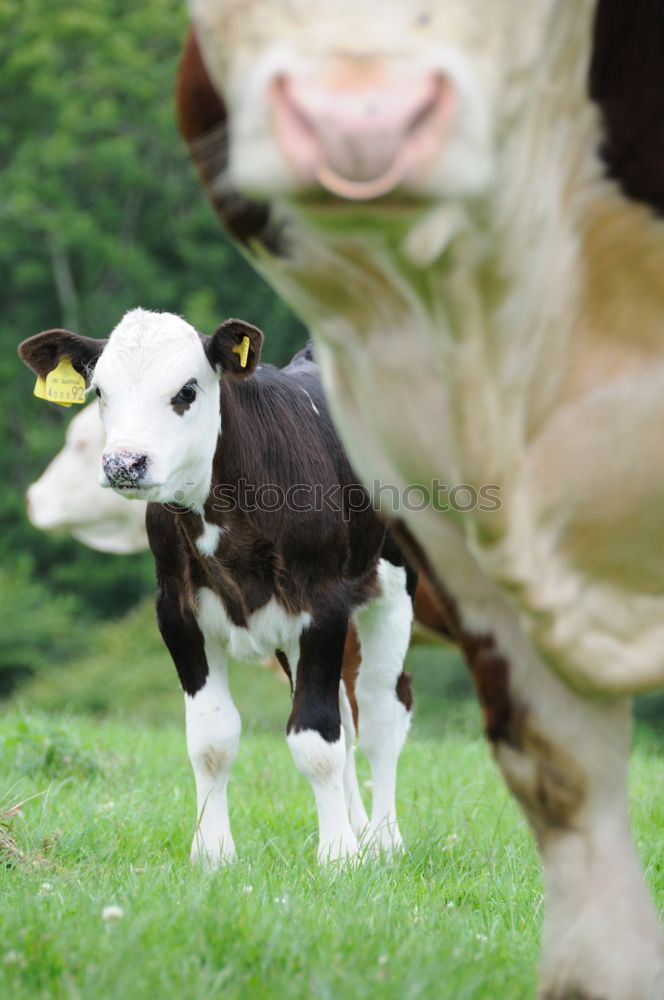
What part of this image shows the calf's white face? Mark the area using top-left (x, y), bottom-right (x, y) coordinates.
top-left (94, 310), bottom-right (221, 508)
top-left (189, 0), bottom-right (557, 203)
top-left (19, 309), bottom-right (263, 514)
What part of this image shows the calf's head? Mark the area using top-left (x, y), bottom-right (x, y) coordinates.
top-left (19, 309), bottom-right (262, 510)
top-left (187, 0), bottom-right (559, 205)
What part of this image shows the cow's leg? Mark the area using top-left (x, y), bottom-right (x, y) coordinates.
top-left (287, 601), bottom-right (359, 862)
top-left (467, 625), bottom-right (664, 999)
top-left (353, 558), bottom-right (413, 855)
top-left (339, 626), bottom-right (369, 836)
top-left (339, 679), bottom-right (369, 836)
top-left (156, 589), bottom-right (240, 869)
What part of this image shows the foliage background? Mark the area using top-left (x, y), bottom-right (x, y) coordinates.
top-left (0, 0), bottom-right (304, 695)
top-left (0, 0), bottom-right (662, 742)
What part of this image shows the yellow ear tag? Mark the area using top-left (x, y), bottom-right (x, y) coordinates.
top-left (34, 357), bottom-right (86, 408)
top-left (231, 335), bottom-right (250, 369)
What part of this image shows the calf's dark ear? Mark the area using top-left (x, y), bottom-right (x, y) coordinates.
top-left (204, 318), bottom-right (263, 378)
top-left (18, 329), bottom-right (107, 383)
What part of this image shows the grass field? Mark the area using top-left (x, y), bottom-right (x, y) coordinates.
top-left (2, 606), bottom-right (663, 999)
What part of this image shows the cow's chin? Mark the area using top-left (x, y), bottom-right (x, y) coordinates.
top-left (230, 136), bottom-right (492, 218)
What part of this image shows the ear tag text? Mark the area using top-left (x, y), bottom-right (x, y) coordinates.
top-left (232, 335), bottom-right (250, 369)
top-left (34, 357), bottom-right (86, 407)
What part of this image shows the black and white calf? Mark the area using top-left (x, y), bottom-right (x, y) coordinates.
top-left (19, 309), bottom-right (415, 866)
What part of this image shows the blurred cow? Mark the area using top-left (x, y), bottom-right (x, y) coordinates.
top-left (26, 402), bottom-right (148, 555)
top-left (178, 2), bottom-right (664, 996)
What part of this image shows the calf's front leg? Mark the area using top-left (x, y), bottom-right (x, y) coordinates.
top-left (157, 587), bottom-right (241, 869)
top-left (287, 602), bottom-right (359, 863)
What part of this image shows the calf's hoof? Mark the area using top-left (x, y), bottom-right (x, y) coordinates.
top-left (363, 822), bottom-right (404, 859)
top-left (317, 832), bottom-right (360, 866)
top-left (190, 834), bottom-right (236, 870)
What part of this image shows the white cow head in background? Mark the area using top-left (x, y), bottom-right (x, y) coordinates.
top-left (26, 402), bottom-right (149, 555)
top-left (20, 309), bottom-right (262, 512)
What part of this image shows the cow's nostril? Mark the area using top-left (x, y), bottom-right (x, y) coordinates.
top-left (130, 454), bottom-right (148, 475)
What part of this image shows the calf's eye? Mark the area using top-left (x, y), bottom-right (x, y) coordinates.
top-left (178, 383), bottom-right (197, 403)
top-left (171, 380), bottom-right (198, 413)
top-left (95, 387), bottom-right (101, 398)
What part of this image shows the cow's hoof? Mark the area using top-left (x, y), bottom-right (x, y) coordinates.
top-left (317, 833), bottom-right (360, 866)
top-left (363, 823), bottom-right (404, 859)
top-left (190, 836), bottom-right (236, 870)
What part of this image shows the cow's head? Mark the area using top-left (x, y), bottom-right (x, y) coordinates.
top-left (26, 402), bottom-right (149, 554)
top-left (19, 309), bottom-right (263, 510)
top-left (187, 0), bottom-right (559, 207)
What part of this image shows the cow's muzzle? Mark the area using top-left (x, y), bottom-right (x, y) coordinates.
top-left (101, 450), bottom-right (150, 490)
top-left (270, 69), bottom-right (456, 200)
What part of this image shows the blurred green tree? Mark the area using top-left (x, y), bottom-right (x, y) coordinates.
top-left (0, 0), bottom-right (304, 692)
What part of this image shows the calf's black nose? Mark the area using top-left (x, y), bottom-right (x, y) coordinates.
top-left (102, 451), bottom-right (149, 489)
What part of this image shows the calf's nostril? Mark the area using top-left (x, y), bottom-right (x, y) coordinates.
top-left (102, 451), bottom-right (149, 488)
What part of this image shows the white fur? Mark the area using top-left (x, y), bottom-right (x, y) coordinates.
top-left (299, 386), bottom-right (320, 415)
top-left (196, 520), bottom-right (222, 557)
top-left (339, 680), bottom-right (369, 836)
top-left (26, 402), bottom-right (148, 554)
top-left (354, 560), bottom-right (413, 854)
top-left (196, 587), bottom-right (310, 663)
top-left (185, 646), bottom-right (241, 868)
top-left (93, 308), bottom-right (221, 512)
top-left (286, 729), bottom-right (359, 862)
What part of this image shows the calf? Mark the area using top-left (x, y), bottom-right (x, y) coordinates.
top-left (19, 309), bottom-right (415, 865)
top-left (178, 2), bottom-right (664, 996)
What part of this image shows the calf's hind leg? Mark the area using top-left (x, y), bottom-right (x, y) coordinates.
top-left (353, 558), bottom-right (414, 855)
top-left (287, 601), bottom-right (359, 863)
top-left (339, 627), bottom-right (370, 837)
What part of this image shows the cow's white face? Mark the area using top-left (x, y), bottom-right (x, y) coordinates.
top-left (93, 310), bottom-right (222, 509)
top-left (26, 402), bottom-right (149, 554)
top-left (189, 0), bottom-right (557, 205)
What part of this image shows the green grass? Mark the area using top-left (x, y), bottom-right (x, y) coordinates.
top-left (2, 605), bottom-right (662, 998)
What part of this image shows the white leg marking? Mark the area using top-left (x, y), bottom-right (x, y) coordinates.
top-left (339, 681), bottom-right (369, 837)
top-left (287, 728), bottom-right (359, 863)
top-left (354, 559), bottom-right (413, 855)
top-left (185, 649), bottom-right (240, 870)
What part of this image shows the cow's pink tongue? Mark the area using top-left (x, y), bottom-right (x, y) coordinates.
top-left (272, 74), bottom-right (453, 201)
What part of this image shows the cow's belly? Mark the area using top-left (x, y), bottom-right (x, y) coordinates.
top-left (314, 327), bottom-right (664, 696)
top-left (196, 588), bottom-right (310, 663)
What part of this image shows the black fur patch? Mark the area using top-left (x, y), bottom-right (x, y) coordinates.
top-left (590, 0), bottom-right (664, 214)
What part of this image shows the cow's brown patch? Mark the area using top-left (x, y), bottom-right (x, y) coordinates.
top-left (275, 649), bottom-right (293, 692)
top-left (391, 524), bottom-right (513, 744)
top-left (341, 625), bottom-right (361, 732)
top-left (176, 30), bottom-right (282, 252)
top-left (391, 522), bottom-right (586, 833)
top-left (395, 671), bottom-right (414, 712)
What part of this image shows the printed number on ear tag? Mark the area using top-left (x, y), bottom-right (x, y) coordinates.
top-left (34, 358), bottom-right (86, 407)
top-left (231, 335), bottom-right (250, 369)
